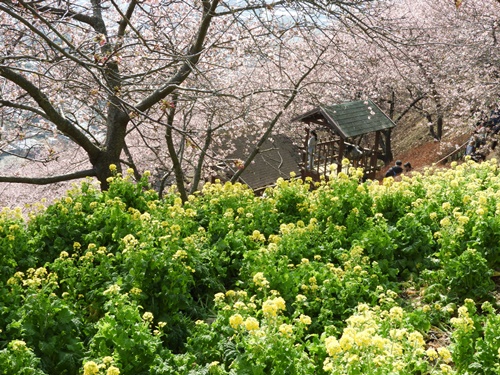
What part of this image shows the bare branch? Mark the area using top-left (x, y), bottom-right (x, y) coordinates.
top-left (0, 169), bottom-right (96, 184)
top-left (135, 0), bottom-right (220, 112)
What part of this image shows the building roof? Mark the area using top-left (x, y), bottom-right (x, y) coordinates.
top-left (293, 99), bottom-right (396, 139)
top-left (222, 134), bottom-right (301, 191)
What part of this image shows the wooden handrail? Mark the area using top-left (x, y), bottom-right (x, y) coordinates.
top-left (435, 140), bottom-right (469, 165)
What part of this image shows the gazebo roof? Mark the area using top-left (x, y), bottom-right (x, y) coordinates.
top-left (293, 99), bottom-right (395, 139)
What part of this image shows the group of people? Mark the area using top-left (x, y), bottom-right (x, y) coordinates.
top-left (384, 160), bottom-right (412, 178)
top-left (464, 111), bottom-right (500, 161)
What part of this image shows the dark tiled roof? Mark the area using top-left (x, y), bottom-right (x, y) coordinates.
top-left (293, 99), bottom-right (395, 138)
top-left (224, 134), bottom-right (301, 190)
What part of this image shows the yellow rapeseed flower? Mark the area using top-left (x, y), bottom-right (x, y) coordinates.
top-left (244, 317), bottom-right (259, 331)
top-left (426, 348), bottom-right (438, 361)
top-left (437, 347), bottom-right (452, 363)
top-left (299, 314), bottom-right (312, 325)
top-left (229, 314), bottom-right (244, 329)
top-left (106, 366), bottom-right (120, 375)
top-left (262, 299), bottom-right (278, 317)
top-left (142, 312), bottom-right (154, 324)
top-left (325, 336), bottom-right (342, 356)
top-left (102, 356), bottom-right (114, 365)
top-left (440, 364), bottom-right (453, 374)
top-left (83, 361), bottom-right (99, 375)
top-left (253, 272), bottom-right (270, 288)
top-left (389, 306), bottom-right (404, 321)
top-left (10, 340), bottom-right (27, 351)
top-left (279, 323), bottom-right (293, 336)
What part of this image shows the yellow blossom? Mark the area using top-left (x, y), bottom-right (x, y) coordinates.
top-left (440, 217), bottom-right (451, 227)
top-left (299, 314), bottom-right (312, 325)
top-left (262, 299), bottom-right (281, 317)
top-left (279, 323), bottom-right (293, 336)
top-left (214, 293), bottom-right (225, 303)
top-left (106, 366), bottom-right (120, 375)
top-left (389, 306), bottom-right (404, 321)
top-left (426, 348), bottom-right (438, 361)
top-left (10, 340), bottom-right (27, 351)
top-left (102, 356), bottom-right (114, 365)
top-left (440, 364), bottom-right (453, 374)
top-left (253, 272), bottom-right (270, 288)
top-left (408, 331), bottom-right (425, 348)
top-left (83, 361), bottom-right (99, 375)
top-left (233, 301), bottom-right (246, 310)
top-left (229, 314), bottom-right (244, 329)
top-left (441, 202), bottom-right (451, 211)
top-left (103, 284), bottom-right (121, 295)
top-left (323, 358), bottom-right (334, 371)
top-left (251, 230), bottom-right (266, 242)
top-left (244, 317), bottom-right (259, 331)
top-left (325, 336), bottom-right (342, 356)
top-left (437, 347), bottom-right (452, 363)
top-left (142, 312), bottom-right (154, 324)
top-left (296, 294), bottom-right (307, 303)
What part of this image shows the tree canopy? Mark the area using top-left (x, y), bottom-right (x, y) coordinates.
top-left (0, 0), bottom-right (499, 205)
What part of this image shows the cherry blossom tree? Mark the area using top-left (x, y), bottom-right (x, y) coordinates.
top-left (0, 0), bottom-right (388, 202)
top-left (1, 0), bottom-right (498, 206)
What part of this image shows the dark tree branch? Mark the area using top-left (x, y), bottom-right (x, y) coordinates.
top-left (0, 66), bottom-right (101, 159)
top-left (0, 169), bottom-right (96, 184)
top-left (136, 0), bottom-right (220, 112)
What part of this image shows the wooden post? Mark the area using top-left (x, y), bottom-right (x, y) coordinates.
top-left (337, 138), bottom-right (345, 174)
top-left (304, 126), bottom-right (310, 167)
top-left (369, 131), bottom-right (381, 179)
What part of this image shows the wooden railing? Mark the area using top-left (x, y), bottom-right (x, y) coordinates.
top-left (302, 139), bottom-right (378, 180)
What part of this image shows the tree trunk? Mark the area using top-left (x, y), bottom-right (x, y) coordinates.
top-left (382, 129), bottom-right (393, 164)
top-left (165, 97), bottom-right (188, 202)
top-left (426, 114), bottom-right (440, 140)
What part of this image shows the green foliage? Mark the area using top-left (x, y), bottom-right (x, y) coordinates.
top-left (87, 288), bottom-right (162, 374)
top-left (5, 271), bottom-right (84, 375)
top-left (0, 340), bottom-right (47, 375)
top-left (441, 248), bottom-right (495, 302)
top-left (3, 160), bottom-right (500, 374)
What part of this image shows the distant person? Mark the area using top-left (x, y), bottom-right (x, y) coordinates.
top-left (384, 160), bottom-right (403, 178)
top-left (465, 140), bottom-right (476, 156)
top-left (307, 130), bottom-right (318, 170)
top-left (404, 162), bottom-right (412, 173)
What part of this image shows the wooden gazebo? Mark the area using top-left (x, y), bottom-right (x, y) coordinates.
top-left (293, 99), bottom-right (396, 180)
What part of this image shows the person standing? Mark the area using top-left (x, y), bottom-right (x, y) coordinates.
top-left (308, 130), bottom-right (318, 170)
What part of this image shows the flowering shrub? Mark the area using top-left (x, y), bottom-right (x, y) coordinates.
top-left (322, 304), bottom-right (443, 375)
top-left (2, 160), bottom-right (500, 374)
top-left (0, 339), bottom-right (47, 375)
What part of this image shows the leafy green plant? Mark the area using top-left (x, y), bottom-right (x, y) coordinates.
top-left (441, 248), bottom-right (495, 302)
top-left (0, 340), bottom-right (47, 375)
